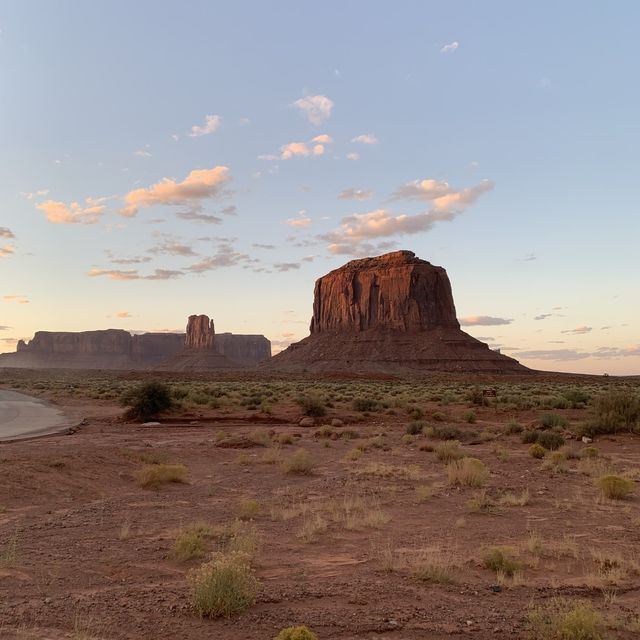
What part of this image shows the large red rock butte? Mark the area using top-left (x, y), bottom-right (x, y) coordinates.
top-left (268, 250), bottom-right (529, 373)
top-left (185, 315), bottom-right (216, 350)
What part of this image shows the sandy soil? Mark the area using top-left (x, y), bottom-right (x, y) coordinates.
top-left (0, 370), bottom-right (638, 639)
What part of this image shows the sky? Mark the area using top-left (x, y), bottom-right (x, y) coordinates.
top-left (0, 1), bottom-right (638, 375)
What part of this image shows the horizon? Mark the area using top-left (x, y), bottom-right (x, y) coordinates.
top-left (1, 1), bottom-right (638, 375)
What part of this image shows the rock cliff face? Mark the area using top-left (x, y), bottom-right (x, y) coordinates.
top-left (0, 318), bottom-right (271, 370)
top-left (185, 315), bottom-right (216, 350)
top-left (268, 250), bottom-right (528, 373)
top-left (310, 250), bottom-right (459, 333)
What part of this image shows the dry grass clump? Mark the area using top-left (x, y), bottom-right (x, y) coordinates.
top-left (236, 499), bottom-right (261, 520)
top-left (483, 546), bottom-right (521, 577)
top-left (414, 485), bottom-right (434, 503)
top-left (466, 490), bottom-right (495, 513)
top-left (589, 549), bottom-right (631, 584)
top-left (327, 494), bottom-right (391, 530)
top-left (410, 549), bottom-right (457, 584)
top-left (434, 440), bottom-right (464, 462)
top-left (355, 461), bottom-right (423, 481)
top-left (529, 443), bottom-right (546, 459)
top-left (136, 463), bottom-right (187, 489)
top-left (0, 532), bottom-right (18, 568)
top-left (297, 513), bottom-right (328, 543)
top-left (189, 550), bottom-right (258, 618)
top-left (526, 598), bottom-right (606, 640)
top-left (274, 626), bottom-right (318, 640)
top-left (447, 457), bottom-right (489, 487)
top-left (281, 448), bottom-right (315, 475)
top-left (171, 523), bottom-right (213, 562)
top-left (596, 475), bottom-right (634, 500)
top-left (499, 489), bottom-right (530, 507)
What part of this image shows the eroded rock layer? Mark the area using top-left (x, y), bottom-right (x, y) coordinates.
top-left (268, 250), bottom-right (528, 373)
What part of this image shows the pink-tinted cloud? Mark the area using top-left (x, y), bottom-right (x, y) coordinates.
top-left (36, 197), bottom-right (107, 224)
top-left (188, 114), bottom-right (221, 137)
top-left (459, 315), bottom-right (512, 326)
top-left (293, 95), bottom-right (334, 125)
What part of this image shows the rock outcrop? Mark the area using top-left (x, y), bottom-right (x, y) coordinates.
top-left (267, 250), bottom-right (528, 373)
top-left (0, 317), bottom-right (271, 371)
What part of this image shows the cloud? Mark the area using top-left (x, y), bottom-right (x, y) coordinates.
top-left (351, 133), bottom-right (378, 145)
top-left (293, 94), bottom-right (333, 125)
top-left (312, 144), bottom-right (325, 156)
top-left (459, 316), bottom-right (513, 326)
top-left (133, 149), bottom-right (152, 157)
top-left (320, 180), bottom-right (493, 254)
top-left (120, 166), bottom-right (229, 217)
top-left (534, 314), bottom-right (552, 321)
top-left (105, 252), bottom-right (152, 265)
top-left (522, 253), bottom-right (537, 261)
top-left (311, 134), bottom-right (333, 144)
top-left (188, 114), bottom-right (221, 137)
top-left (0, 244), bottom-right (15, 258)
top-left (258, 154), bottom-right (278, 161)
top-left (392, 179), bottom-right (494, 214)
top-left (252, 243), bottom-right (276, 250)
top-left (3, 295), bottom-right (29, 304)
top-left (286, 212), bottom-right (312, 228)
top-left (274, 262), bottom-right (301, 272)
top-left (517, 345), bottom-right (640, 361)
top-left (0, 227), bottom-right (15, 239)
top-left (475, 336), bottom-right (494, 342)
top-left (176, 210), bottom-right (222, 224)
top-left (440, 41), bottom-right (459, 53)
top-left (346, 152), bottom-right (360, 161)
top-left (280, 142), bottom-right (311, 160)
top-left (222, 205), bottom-right (237, 216)
top-left (115, 311), bottom-right (132, 318)
top-left (561, 325), bottom-right (592, 335)
top-left (149, 239), bottom-right (198, 257)
top-left (37, 197), bottom-right (107, 224)
top-left (186, 244), bottom-right (250, 273)
top-left (21, 189), bottom-right (49, 200)
top-left (338, 188), bottom-right (373, 201)
top-left (88, 268), bottom-right (182, 281)
top-left (0, 325), bottom-right (10, 331)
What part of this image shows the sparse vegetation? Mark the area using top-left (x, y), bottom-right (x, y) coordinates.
top-left (529, 443), bottom-right (546, 459)
top-left (171, 523), bottom-right (213, 562)
top-left (596, 475), bottom-right (634, 500)
top-left (447, 457), bottom-right (489, 487)
top-left (121, 381), bottom-right (173, 421)
top-left (526, 598), bottom-right (606, 640)
top-left (274, 626), bottom-right (319, 640)
top-left (136, 463), bottom-right (187, 489)
top-left (281, 448), bottom-right (315, 475)
top-left (483, 546), bottom-right (520, 577)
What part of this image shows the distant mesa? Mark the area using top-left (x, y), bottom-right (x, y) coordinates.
top-left (0, 314), bottom-right (271, 371)
top-left (267, 250), bottom-right (528, 373)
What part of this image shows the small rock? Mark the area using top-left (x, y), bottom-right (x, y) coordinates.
top-left (331, 418), bottom-right (344, 427)
top-left (299, 417), bottom-right (315, 428)
top-left (490, 585), bottom-right (502, 592)
top-left (141, 421), bottom-right (161, 426)
top-left (581, 436), bottom-right (593, 444)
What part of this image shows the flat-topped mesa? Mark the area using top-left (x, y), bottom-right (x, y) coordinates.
top-left (310, 250), bottom-right (459, 334)
top-left (185, 314), bottom-right (216, 350)
top-left (267, 250), bottom-right (529, 373)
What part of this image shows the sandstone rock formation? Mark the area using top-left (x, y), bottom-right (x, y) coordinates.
top-left (267, 250), bottom-right (528, 373)
top-left (0, 317), bottom-right (271, 371)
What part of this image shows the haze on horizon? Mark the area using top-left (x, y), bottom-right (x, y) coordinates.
top-left (0, 1), bottom-right (638, 375)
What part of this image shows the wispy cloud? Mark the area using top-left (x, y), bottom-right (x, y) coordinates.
top-left (286, 211), bottom-right (312, 228)
top-left (274, 262), bottom-right (301, 272)
top-left (188, 114), bottom-right (221, 137)
top-left (21, 189), bottom-right (49, 200)
top-left (459, 315), bottom-right (513, 326)
top-left (534, 313), bottom-right (552, 321)
top-left (346, 152), bottom-right (359, 161)
top-left (88, 268), bottom-right (183, 281)
top-left (176, 210), bottom-right (223, 224)
top-left (115, 311), bottom-right (132, 318)
top-left (561, 325), bottom-right (592, 335)
top-left (338, 188), bottom-right (373, 201)
top-left (252, 243), bottom-right (276, 250)
top-left (3, 295), bottom-right (29, 304)
top-left (518, 345), bottom-right (640, 361)
top-left (133, 149), bottom-right (152, 157)
top-left (0, 244), bottom-right (15, 258)
top-left (311, 134), bottom-right (333, 144)
top-left (149, 239), bottom-right (198, 257)
top-left (0, 227), bottom-right (15, 239)
top-left (440, 41), bottom-right (459, 53)
top-left (36, 197), bottom-right (107, 225)
top-left (293, 94), bottom-right (334, 125)
top-left (351, 133), bottom-right (378, 145)
top-left (120, 166), bottom-right (230, 217)
top-left (186, 244), bottom-right (250, 273)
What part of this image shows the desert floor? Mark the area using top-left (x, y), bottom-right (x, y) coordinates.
top-left (0, 369), bottom-right (638, 639)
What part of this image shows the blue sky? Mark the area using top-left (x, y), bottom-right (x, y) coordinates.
top-left (1, 1), bottom-right (638, 374)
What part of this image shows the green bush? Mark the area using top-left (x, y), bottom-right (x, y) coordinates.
top-left (189, 551), bottom-right (257, 618)
top-left (274, 626), bottom-right (318, 640)
top-left (540, 413), bottom-right (568, 429)
top-left (529, 444), bottom-right (546, 459)
top-left (463, 410), bottom-right (477, 424)
top-left (536, 431), bottom-right (565, 451)
top-left (121, 381), bottom-right (173, 421)
top-left (297, 394), bottom-right (326, 417)
top-left (483, 547), bottom-right (520, 577)
top-left (353, 398), bottom-right (381, 412)
top-left (526, 598), bottom-right (606, 640)
top-left (586, 390), bottom-right (640, 435)
top-left (405, 421), bottom-right (425, 435)
top-left (596, 475), bottom-right (634, 500)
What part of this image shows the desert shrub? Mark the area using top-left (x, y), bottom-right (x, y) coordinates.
top-left (189, 551), bottom-right (258, 618)
top-left (274, 626), bottom-right (318, 640)
top-left (540, 413), bottom-right (568, 429)
top-left (136, 463), bottom-right (187, 489)
top-left (483, 546), bottom-right (520, 577)
top-left (432, 411), bottom-right (446, 422)
top-left (522, 430), bottom-right (539, 444)
top-left (281, 448), bottom-right (315, 475)
top-left (425, 425), bottom-right (466, 440)
top-left (405, 421), bottom-right (425, 435)
top-left (463, 410), bottom-right (477, 424)
top-left (581, 446), bottom-right (598, 458)
top-left (536, 431), bottom-right (565, 451)
top-left (236, 499), bottom-right (261, 520)
top-left (171, 523), bottom-right (212, 562)
top-left (585, 389), bottom-right (640, 436)
top-left (408, 407), bottom-right (424, 420)
top-left (435, 440), bottom-right (464, 462)
top-left (121, 381), bottom-right (173, 421)
top-left (596, 475), bottom-right (634, 500)
top-left (562, 388), bottom-right (591, 408)
top-left (447, 458), bottom-right (489, 487)
top-left (353, 397), bottom-right (381, 412)
top-left (526, 598), bottom-right (606, 640)
top-left (506, 421), bottom-right (523, 434)
top-left (297, 394), bottom-right (326, 417)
